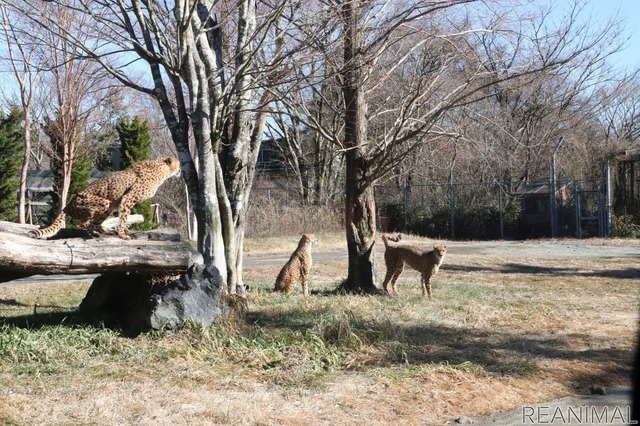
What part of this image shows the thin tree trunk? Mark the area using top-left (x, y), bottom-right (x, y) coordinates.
top-left (18, 107), bottom-right (31, 224)
top-left (343, 156), bottom-right (379, 293)
top-left (59, 155), bottom-right (72, 215)
top-left (339, 0), bottom-right (378, 294)
top-left (220, 0), bottom-right (257, 295)
top-left (193, 132), bottom-right (226, 281)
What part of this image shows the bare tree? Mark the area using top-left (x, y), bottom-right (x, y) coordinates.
top-left (36, 5), bottom-right (120, 214)
top-left (461, 0), bottom-right (626, 186)
top-left (0, 4), bottom-right (44, 223)
top-left (276, 0), bottom-right (628, 293)
top-left (592, 71), bottom-right (640, 217)
top-left (595, 72), bottom-right (640, 149)
top-left (1, 0), bottom-right (294, 294)
top-left (267, 97), bottom-right (345, 205)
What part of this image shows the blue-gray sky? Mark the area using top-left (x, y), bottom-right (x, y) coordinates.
top-left (577, 0), bottom-right (640, 70)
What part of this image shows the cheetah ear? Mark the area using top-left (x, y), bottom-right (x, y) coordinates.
top-left (164, 157), bottom-right (172, 165)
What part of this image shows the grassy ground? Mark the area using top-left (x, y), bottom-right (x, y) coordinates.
top-left (0, 234), bottom-right (638, 425)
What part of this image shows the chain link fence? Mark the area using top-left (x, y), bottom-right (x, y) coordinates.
top-left (247, 174), bottom-right (610, 240)
top-left (375, 177), bottom-right (609, 240)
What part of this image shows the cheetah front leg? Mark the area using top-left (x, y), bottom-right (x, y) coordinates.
top-left (300, 264), bottom-right (310, 296)
top-left (421, 275), bottom-right (432, 298)
top-left (116, 194), bottom-right (137, 240)
top-left (389, 264), bottom-right (403, 295)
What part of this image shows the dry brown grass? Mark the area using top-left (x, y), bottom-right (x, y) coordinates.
top-left (1, 234), bottom-right (638, 425)
top-left (243, 231), bottom-right (347, 256)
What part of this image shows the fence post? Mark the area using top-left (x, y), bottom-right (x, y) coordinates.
top-left (550, 167), bottom-right (557, 238)
top-left (403, 175), bottom-right (408, 233)
top-left (604, 158), bottom-right (612, 237)
top-left (498, 178), bottom-right (504, 240)
top-left (449, 173), bottom-right (455, 239)
top-left (575, 180), bottom-right (581, 239)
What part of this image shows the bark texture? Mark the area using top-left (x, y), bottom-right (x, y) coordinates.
top-left (339, 0), bottom-right (379, 294)
top-left (0, 221), bottom-right (201, 283)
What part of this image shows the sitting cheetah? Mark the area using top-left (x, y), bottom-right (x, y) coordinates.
top-left (381, 234), bottom-right (446, 298)
top-left (29, 157), bottom-right (180, 240)
top-left (274, 234), bottom-right (318, 296)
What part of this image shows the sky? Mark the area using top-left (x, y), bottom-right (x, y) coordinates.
top-left (570, 0), bottom-right (640, 71)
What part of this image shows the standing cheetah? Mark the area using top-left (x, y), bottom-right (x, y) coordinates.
top-left (381, 234), bottom-right (446, 298)
top-left (274, 234), bottom-right (318, 296)
top-left (29, 157), bottom-right (181, 240)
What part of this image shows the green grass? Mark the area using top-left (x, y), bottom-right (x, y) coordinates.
top-left (0, 323), bottom-right (137, 375)
top-left (0, 284), bottom-right (545, 384)
top-left (1, 276), bottom-right (633, 378)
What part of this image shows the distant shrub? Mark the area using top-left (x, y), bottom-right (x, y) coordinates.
top-left (612, 214), bottom-right (640, 238)
top-left (246, 198), bottom-right (342, 238)
top-left (380, 199), bottom-right (521, 240)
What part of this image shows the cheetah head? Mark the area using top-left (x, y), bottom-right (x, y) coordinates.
top-left (433, 245), bottom-right (447, 259)
top-left (302, 234), bottom-right (318, 246)
top-left (163, 157), bottom-right (181, 177)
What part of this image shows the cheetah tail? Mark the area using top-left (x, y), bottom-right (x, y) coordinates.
top-left (28, 212), bottom-right (66, 239)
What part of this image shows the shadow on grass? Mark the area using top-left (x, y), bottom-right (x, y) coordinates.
top-left (2, 310), bottom-right (94, 327)
top-left (444, 262), bottom-right (640, 280)
top-left (0, 298), bottom-right (31, 308)
top-left (248, 305), bottom-right (634, 391)
top-left (0, 309), bottom-right (138, 336)
top-left (246, 304), bottom-right (336, 331)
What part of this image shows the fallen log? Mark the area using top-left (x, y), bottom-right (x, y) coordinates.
top-left (0, 220), bottom-right (202, 283)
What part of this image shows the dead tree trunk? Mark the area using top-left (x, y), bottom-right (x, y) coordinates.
top-left (0, 221), bottom-right (202, 282)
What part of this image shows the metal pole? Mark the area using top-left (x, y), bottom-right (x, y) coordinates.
top-left (598, 190), bottom-right (605, 237)
top-left (498, 177), bottom-right (504, 240)
top-left (550, 164), bottom-right (556, 238)
top-left (449, 173), bottom-right (455, 239)
top-left (575, 180), bottom-right (581, 239)
top-left (605, 158), bottom-right (612, 237)
top-left (403, 174), bottom-right (408, 233)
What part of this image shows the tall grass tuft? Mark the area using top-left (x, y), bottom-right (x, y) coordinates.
top-left (316, 311), bottom-right (401, 350)
top-left (0, 323), bottom-right (135, 374)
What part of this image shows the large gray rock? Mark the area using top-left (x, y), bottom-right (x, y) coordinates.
top-left (79, 264), bottom-right (228, 331)
top-left (147, 264), bottom-right (227, 329)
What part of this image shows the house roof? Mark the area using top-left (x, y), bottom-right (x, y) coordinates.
top-left (513, 179), bottom-right (570, 196)
top-left (27, 170), bottom-right (111, 192)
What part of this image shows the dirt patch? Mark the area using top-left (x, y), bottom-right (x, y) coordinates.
top-left (446, 238), bottom-right (640, 259)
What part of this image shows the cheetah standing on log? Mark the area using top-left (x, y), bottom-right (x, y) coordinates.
top-left (274, 234), bottom-right (318, 296)
top-left (381, 234), bottom-right (447, 298)
top-left (29, 157), bottom-right (181, 240)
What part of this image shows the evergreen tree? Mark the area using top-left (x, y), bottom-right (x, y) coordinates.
top-left (69, 147), bottom-right (92, 199)
top-left (117, 116), bottom-right (154, 230)
top-left (0, 106), bottom-right (25, 222)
